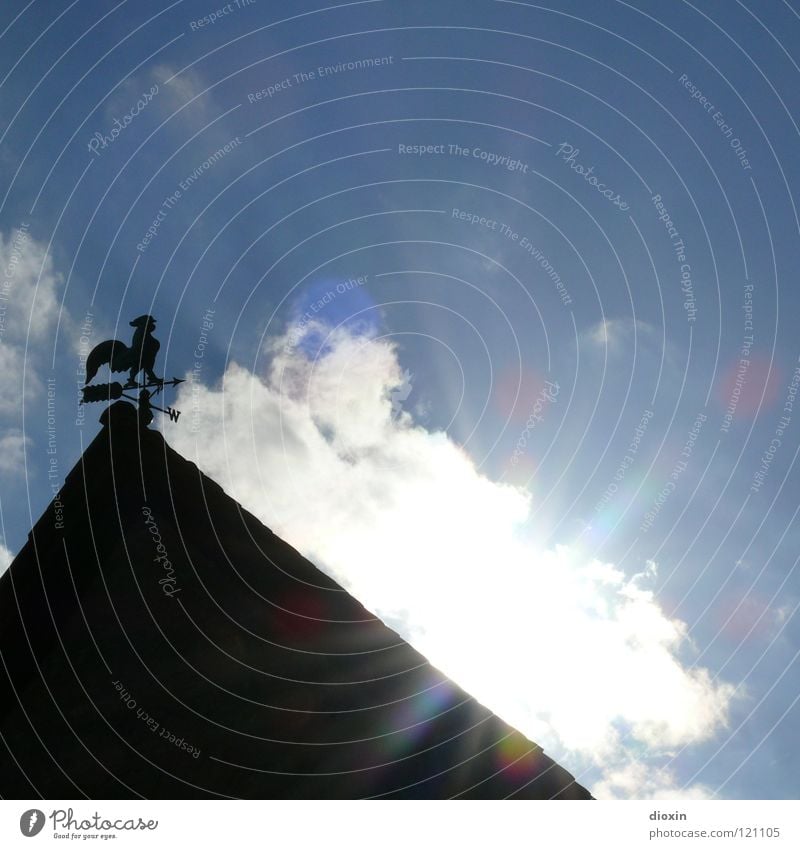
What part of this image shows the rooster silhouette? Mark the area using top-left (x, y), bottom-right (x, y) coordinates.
top-left (84, 315), bottom-right (162, 388)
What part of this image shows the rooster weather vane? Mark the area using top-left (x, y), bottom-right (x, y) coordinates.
top-left (81, 315), bottom-right (184, 426)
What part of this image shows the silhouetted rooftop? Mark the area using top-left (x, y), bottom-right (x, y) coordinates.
top-left (0, 401), bottom-right (591, 799)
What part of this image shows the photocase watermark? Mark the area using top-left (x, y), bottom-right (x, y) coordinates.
top-left (554, 143), bottom-right (630, 211)
top-left (86, 84), bottom-right (159, 157)
top-left (651, 193), bottom-right (695, 322)
top-left (178, 137), bottom-right (242, 192)
top-left (283, 275), bottom-right (369, 354)
top-left (247, 54), bottom-right (394, 102)
top-left (498, 221), bottom-right (574, 307)
top-left (44, 376), bottom-right (65, 531)
top-left (452, 207), bottom-right (499, 231)
top-left (137, 137), bottom-right (242, 253)
top-left (0, 222), bottom-right (30, 339)
top-left (398, 142), bottom-right (530, 173)
top-left (74, 311), bottom-right (94, 426)
top-left (188, 0), bottom-right (255, 31)
top-left (190, 307), bottom-right (215, 433)
top-left (720, 282), bottom-right (755, 433)
top-left (451, 209), bottom-right (573, 306)
top-left (509, 380), bottom-right (560, 466)
top-left (141, 506), bottom-right (180, 597)
top-left (26, 804), bottom-right (159, 835)
top-left (113, 678), bottom-right (200, 759)
top-left (750, 355), bottom-right (800, 493)
top-left (19, 809), bottom-right (45, 837)
top-left (594, 409), bottom-right (654, 512)
top-left (678, 73), bottom-right (752, 170)
top-left (640, 412), bottom-right (706, 532)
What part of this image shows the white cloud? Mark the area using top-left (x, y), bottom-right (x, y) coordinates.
top-left (0, 339), bottom-right (33, 415)
top-left (585, 317), bottom-right (660, 351)
top-left (151, 64), bottom-right (206, 109)
top-left (0, 226), bottom-right (63, 416)
top-left (0, 540), bottom-right (13, 576)
top-left (149, 64), bottom-right (215, 133)
top-left (0, 225), bottom-right (64, 342)
top-left (0, 429), bottom-right (31, 474)
top-left (171, 320), bottom-right (735, 798)
top-left (592, 762), bottom-right (714, 800)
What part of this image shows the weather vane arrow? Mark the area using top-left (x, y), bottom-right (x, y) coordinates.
top-left (79, 315), bottom-right (185, 426)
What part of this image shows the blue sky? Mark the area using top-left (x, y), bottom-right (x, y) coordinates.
top-left (1, 0), bottom-right (799, 799)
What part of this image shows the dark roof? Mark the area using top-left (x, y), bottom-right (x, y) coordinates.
top-left (0, 401), bottom-right (591, 799)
